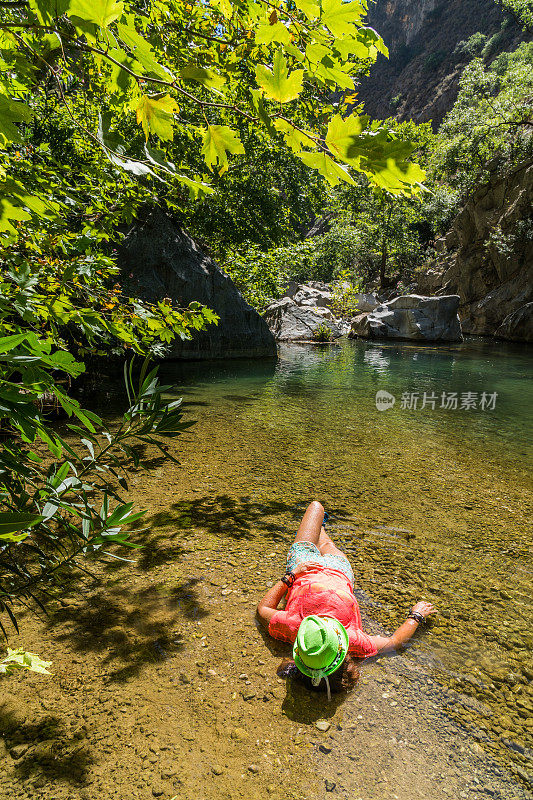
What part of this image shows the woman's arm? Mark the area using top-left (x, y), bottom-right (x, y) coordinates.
top-left (369, 601), bottom-right (436, 653)
top-left (256, 580), bottom-right (289, 628)
top-left (256, 562), bottom-right (324, 628)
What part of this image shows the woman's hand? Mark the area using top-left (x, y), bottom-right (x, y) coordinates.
top-left (411, 600), bottom-right (436, 619)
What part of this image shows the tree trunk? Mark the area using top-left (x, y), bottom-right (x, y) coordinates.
top-left (379, 238), bottom-right (388, 291)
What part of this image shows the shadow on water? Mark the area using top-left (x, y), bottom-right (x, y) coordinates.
top-left (0, 702), bottom-right (95, 785)
top-left (48, 580), bottom-right (203, 683)
top-left (46, 494), bottom-right (306, 682)
top-left (141, 494), bottom-right (301, 545)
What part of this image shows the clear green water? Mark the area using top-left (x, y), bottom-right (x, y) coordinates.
top-left (153, 340), bottom-right (533, 780)
top-left (153, 337), bottom-right (533, 792)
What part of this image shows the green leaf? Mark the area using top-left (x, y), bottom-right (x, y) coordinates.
top-left (255, 21), bottom-right (291, 46)
top-left (117, 21), bottom-right (172, 80)
top-left (305, 42), bottom-right (329, 64)
top-left (0, 648), bottom-right (52, 676)
top-left (325, 113), bottom-right (364, 162)
top-left (273, 119), bottom-right (316, 153)
top-left (255, 50), bottom-right (304, 103)
top-left (0, 333), bottom-right (27, 353)
top-left (28, 0), bottom-right (70, 24)
top-left (250, 88), bottom-right (276, 135)
top-left (200, 125), bottom-right (245, 173)
top-left (0, 512), bottom-right (43, 541)
top-left (68, 0), bottom-right (124, 28)
top-left (368, 159), bottom-right (426, 193)
top-left (0, 96), bottom-right (33, 144)
top-left (297, 151), bottom-right (356, 186)
top-left (320, 0), bottom-right (363, 37)
top-left (136, 95), bottom-right (178, 141)
top-left (179, 66), bottom-right (225, 93)
top-left (334, 35), bottom-right (373, 60)
top-left (315, 59), bottom-right (355, 90)
top-left (0, 200), bottom-right (31, 235)
top-left (294, 0), bottom-right (320, 19)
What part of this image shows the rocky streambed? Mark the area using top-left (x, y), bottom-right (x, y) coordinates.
top-left (1, 339), bottom-right (531, 800)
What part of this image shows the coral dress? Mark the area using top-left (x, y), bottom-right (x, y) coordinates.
top-left (268, 564), bottom-right (377, 658)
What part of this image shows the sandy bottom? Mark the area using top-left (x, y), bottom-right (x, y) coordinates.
top-left (1, 340), bottom-right (531, 800)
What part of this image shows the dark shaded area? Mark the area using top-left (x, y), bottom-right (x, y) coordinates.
top-left (0, 703), bottom-right (95, 786)
top-left (48, 581), bottom-right (197, 683)
top-left (141, 494), bottom-right (304, 546)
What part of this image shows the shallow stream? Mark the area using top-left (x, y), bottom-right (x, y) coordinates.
top-left (2, 336), bottom-right (532, 800)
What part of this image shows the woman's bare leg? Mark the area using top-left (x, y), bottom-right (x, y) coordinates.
top-left (318, 527), bottom-right (346, 558)
top-left (294, 501), bottom-right (324, 545)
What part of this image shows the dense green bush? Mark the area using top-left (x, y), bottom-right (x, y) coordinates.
top-left (433, 42), bottom-right (533, 193)
top-left (454, 33), bottom-right (488, 58)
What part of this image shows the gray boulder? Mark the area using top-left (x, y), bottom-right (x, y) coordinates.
top-left (119, 208), bottom-right (277, 360)
top-left (494, 303), bottom-right (533, 342)
top-left (292, 285), bottom-right (333, 308)
top-left (349, 294), bottom-right (463, 342)
top-left (351, 292), bottom-right (380, 312)
top-left (263, 298), bottom-right (343, 341)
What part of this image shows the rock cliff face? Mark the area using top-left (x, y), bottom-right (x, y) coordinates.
top-left (417, 160), bottom-right (533, 341)
top-left (359, 0), bottom-right (524, 125)
top-left (119, 209), bottom-right (277, 360)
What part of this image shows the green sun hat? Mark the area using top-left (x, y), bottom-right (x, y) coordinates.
top-left (293, 615), bottom-right (349, 683)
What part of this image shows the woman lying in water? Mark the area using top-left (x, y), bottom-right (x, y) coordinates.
top-left (256, 501), bottom-right (435, 698)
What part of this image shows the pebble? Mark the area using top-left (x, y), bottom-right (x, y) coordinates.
top-left (211, 764), bottom-right (224, 775)
top-left (230, 727), bottom-right (248, 740)
top-left (325, 779), bottom-right (336, 792)
top-left (151, 785), bottom-right (164, 797)
top-left (315, 720), bottom-right (331, 732)
top-left (248, 764), bottom-right (259, 774)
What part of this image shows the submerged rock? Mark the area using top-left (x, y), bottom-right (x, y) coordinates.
top-left (349, 294), bottom-right (463, 343)
top-left (119, 207), bottom-right (277, 360)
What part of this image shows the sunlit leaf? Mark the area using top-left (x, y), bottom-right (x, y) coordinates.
top-left (68, 0), bottom-right (124, 28)
top-left (320, 0), bottom-right (363, 37)
top-left (255, 50), bottom-right (304, 103)
top-left (255, 21), bottom-right (291, 46)
top-left (136, 95), bottom-right (178, 141)
top-left (274, 119), bottom-right (316, 152)
top-left (297, 151), bottom-right (356, 186)
top-left (325, 113), bottom-right (365, 162)
top-left (179, 66), bottom-right (225, 93)
top-left (200, 125), bottom-right (244, 172)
